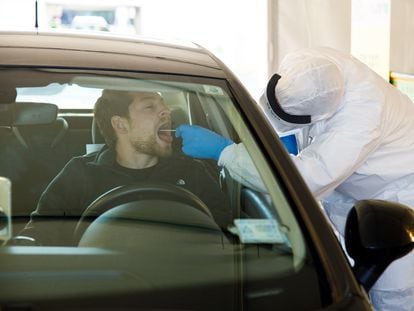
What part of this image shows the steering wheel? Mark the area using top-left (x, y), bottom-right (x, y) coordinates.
top-left (73, 182), bottom-right (213, 244)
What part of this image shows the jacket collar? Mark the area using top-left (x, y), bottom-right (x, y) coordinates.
top-left (88, 146), bottom-right (170, 169)
top-left (95, 146), bottom-right (116, 166)
top-left (85, 145), bottom-right (117, 167)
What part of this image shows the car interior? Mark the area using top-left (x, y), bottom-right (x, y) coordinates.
top-left (0, 67), bottom-right (326, 309)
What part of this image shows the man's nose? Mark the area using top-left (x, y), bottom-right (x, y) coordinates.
top-left (159, 106), bottom-right (171, 117)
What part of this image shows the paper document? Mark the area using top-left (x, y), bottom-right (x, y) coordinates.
top-left (233, 219), bottom-right (285, 244)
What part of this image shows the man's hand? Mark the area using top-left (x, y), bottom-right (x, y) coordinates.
top-left (176, 124), bottom-right (234, 161)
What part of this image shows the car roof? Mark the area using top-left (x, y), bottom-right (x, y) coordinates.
top-left (0, 30), bottom-right (226, 78)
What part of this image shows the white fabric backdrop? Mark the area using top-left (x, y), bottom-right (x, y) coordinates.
top-left (267, 0), bottom-right (351, 74)
top-left (268, 0), bottom-right (414, 77)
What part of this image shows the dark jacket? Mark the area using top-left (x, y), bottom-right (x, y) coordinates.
top-left (21, 148), bottom-right (231, 245)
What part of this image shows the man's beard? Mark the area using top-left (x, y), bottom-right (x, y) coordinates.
top-left (131, 135), bottom-right (172, 158)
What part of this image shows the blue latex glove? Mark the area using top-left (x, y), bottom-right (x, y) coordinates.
top-left (175, 124), bottom-right (234, 161)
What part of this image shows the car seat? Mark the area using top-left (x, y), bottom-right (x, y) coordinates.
top-left (0, 102), bottom-right (70, 231)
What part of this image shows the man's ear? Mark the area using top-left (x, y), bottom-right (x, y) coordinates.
top-left (111, 116), bottom-right (128, 134)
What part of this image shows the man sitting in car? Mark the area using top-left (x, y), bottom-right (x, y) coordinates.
top-left (20, 90), bottom-right (231, 246)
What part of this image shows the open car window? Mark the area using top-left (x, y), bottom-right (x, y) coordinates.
top-left (0, 67), bottom-right (329, 310)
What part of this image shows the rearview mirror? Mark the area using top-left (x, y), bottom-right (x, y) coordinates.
top-left (0, 102), bottom-right (57, 126)
top-left (345, 199), bottom-right (414, 291)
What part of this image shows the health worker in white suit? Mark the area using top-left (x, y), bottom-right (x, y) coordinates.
top-left (176, 47), bottom-right (414, 311)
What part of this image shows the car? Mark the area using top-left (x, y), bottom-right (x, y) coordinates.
top-left (70, 15), bottom-right (110, 32)
top-left (0, 30), bottom-right (412, 310)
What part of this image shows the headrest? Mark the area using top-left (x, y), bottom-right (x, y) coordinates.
top-left (14, 117), bottom-right (68, 149)
top-left (0, 102), bottom-right (58, 126)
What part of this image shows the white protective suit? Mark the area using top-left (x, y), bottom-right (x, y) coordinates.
top-left (218, 47), bottom-right (414, 310)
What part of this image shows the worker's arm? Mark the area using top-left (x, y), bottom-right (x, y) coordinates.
top-left (176, 124), bottom-right (266, 192)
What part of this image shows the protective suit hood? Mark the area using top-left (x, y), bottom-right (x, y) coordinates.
top-left (259, 54), bottom-right (345, 133)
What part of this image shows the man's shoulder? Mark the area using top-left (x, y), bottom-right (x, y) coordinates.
top-left (63, 152), bottom-right (99, 168)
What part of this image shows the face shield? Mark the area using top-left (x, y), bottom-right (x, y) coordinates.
top-left (258, 74), bottom-right (312, 133)
top-left (259, 56), bottom-right (345, 154)
top-left (265, 73), bottom-right (312, 125)
top-left (258, 73), bottom-right (312, 155)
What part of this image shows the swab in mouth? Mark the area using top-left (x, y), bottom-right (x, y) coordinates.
top-left (158, 128), bottom-right (174, 143)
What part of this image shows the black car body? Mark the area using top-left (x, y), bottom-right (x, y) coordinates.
top-left (0, 30), bottom-right (412, 310)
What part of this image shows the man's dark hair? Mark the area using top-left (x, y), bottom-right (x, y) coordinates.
top-left (94, 89), bottom-right (133, 148)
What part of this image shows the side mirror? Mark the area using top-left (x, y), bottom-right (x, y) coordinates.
top-left (345, 199), bottom-right (414, 291)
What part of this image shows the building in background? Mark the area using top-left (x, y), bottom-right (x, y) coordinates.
top-left (45, 0), bottom-right (139, 34)
top-left (0, 0), bottom-right (267, 101)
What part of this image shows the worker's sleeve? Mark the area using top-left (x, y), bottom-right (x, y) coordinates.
top-left (218, 143), bottom-right (267, 193)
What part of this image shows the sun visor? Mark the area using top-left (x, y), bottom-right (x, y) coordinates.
top-left (0, 102), bottom-right (58, 126)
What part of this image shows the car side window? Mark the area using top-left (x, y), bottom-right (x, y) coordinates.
top-left (1, 69), bottom-right (330, 310)
top-left (196, 86), bottom-right (330, 308)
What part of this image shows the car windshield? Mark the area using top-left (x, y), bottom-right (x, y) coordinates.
top-left (0, 67), bottom-right (328, 309)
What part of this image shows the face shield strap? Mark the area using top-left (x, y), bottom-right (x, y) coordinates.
top-left (266, 73), bottom-right (311, 124)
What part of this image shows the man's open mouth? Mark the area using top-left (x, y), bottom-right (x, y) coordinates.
top-left (157, 124), bottom-right (174, 143)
